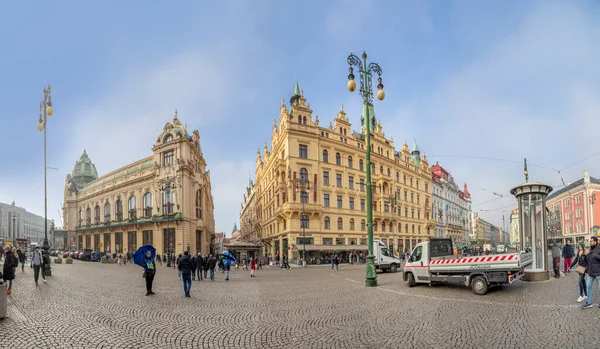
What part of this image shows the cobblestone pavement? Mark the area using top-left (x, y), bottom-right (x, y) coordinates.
top-left (2, 259), bottom-right (600, 348)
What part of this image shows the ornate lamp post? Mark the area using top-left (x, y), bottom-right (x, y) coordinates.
top-left (37, 84), bottom-right (53, 276)
top-left (292, 176), bottom-right (310, 267)
top-left (347, 51), bottom-right (385, 287)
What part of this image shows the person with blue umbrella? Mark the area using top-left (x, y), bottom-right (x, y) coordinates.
top-left (135, 245), bottom-right (156, 296)
top-left (221, 251), bottom-right (236, 281)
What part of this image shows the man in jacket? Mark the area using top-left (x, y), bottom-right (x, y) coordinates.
top-left (583, 237), bottom-right (600, 309)
top-left (30, 246), bottom-right (46, 286)
top-left (551, 243), bottom-right (561, 278)
top-left (177, 251), bottom-right (194, 298)
top-left (196, 253), bottom-right (204, 281)
top-left (562, 240), bottom-right (575, 273)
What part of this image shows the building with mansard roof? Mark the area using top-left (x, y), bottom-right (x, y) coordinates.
top-left (62, 111), bottom-right (215, 255)
top-left (245, 81), bottom-right (435, 263)
top-left (430, 162), bottom-right (472, 247)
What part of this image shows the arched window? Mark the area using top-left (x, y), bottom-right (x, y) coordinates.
top-left (301, 215), bottom-right (309, 228)
top-left (412, 224), bottom-right (415, 234)
top-left (337, 217), bottom-right (343, 230)
top-left (86, 208), bottom-right (91, 225)
top-left (398, 223), bottom-right (401, 232)
top-left (389, 222), bottom-right (393, 232)
top-left (396, 172), bottom-right (399, 182)
top-left (336, 153), bottom-right (341, 166)
top-left (163, 187), bottom-right (174, 214)
top-left (104, 202), bottom-right (111, 222)
top-left (418, 226), bottom-right (421, 234)
top-left (94, 205), bottom-right (100, 223)
top-left (380, 166), bottom-right (383, 174)
top-left (163, 134), bottom-right (173, 143)
top-left (128, 196), bottom-right (137, 219)
top-left (115, 199), bottom-right (123, 221)
top-left (359, 159), bottom-right (364, 171)
top-left (387, 168), bottom-right (391, 176)
top-left (371, 163), bottom-right (375, 173)
top-left (322, 150), bottom-right (329, 163)
top-left (195, 189), bottom-right (203, 219)
top-left (350, 218), bottom-right (355, 230)
top-left (410, 178), bottom-right (413, 187)
top-left (298, 115), bottom-right (302, 124)
top-left (405, 224), bottom-right (408, 233)
top-left (144, 192), bottom-right (153, 217)
top-left (300, 168), bottom-right (309, 181)
top-left (78, 209), bottom-right (82, 226)
top-left (303, 116), bottom-right (307, 125)
top-left (416, 180), bottom-right (419, 189)
top-left (361, 219), bottom-right (366, 231)
top-left (324, 217), bottom-right (331, 229)
top-left (374, 222), bottom-right (378, 231)
top-left (348, 156), bottom-right (353, 168)
top-left (403, 175), bottom-right (407, 184)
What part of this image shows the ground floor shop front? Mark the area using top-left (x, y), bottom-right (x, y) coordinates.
top-left (73, 220), bottom-right (213, 256)
top-left (263, 232), bottom-right (426, 265)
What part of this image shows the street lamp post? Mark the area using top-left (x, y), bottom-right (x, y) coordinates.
top-left (347, 51), bottom-right (385, 287)
top-left (37, 84), bottom-right (53, 277)
top-left (292, 176), bottom-right (310, 267)
top-left (156, 176), bottom-right (181, 263)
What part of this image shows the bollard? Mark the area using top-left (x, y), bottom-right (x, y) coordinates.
top-left (0, 283), bottom-right (7, 320)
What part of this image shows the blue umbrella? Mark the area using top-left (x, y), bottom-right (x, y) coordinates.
top-left (221, 251), bottom-right (236, 262)
top-left (134, 245), bottom-right (156, 266)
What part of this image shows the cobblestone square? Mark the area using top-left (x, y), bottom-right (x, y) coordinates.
top-left (2, 260), bottom-right (600, 348)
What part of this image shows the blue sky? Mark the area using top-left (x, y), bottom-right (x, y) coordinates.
top-left (1, 0), bottom-right (599, 235)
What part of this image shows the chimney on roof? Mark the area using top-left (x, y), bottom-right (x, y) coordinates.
top-left (584, 170), bottom-right (590, 184)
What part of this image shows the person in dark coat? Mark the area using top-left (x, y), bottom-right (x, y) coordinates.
top-left (196, 253), bottom-right (204, 281)
top-left (569, 243), bottom-right (588, 303)
top-left (583, 237), bottom-right (600, 308)
top-left (190, 254), bottom-right (197, 281)
top-left (3, 246), bottom-right (18, 295)
top-left (208, 254), bottom-right (217, 281)
top-left (141, 251), bottom-right (156, 296)
top-left (202, 255), bottom-right (210, 279)
top-left (177, 251), bottom-right (194, 297)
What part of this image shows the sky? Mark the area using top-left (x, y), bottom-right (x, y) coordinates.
top-left (1, 0), bottom-right (599, 235)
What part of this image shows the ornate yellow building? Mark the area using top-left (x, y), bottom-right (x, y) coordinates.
top-left (248, 82), bottom-right (434, 262)
top-left (63, 112), bottom-right (215, 256)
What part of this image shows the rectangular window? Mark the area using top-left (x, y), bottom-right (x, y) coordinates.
top-left (297, 238), bottom-right (314, 245)
top-left (324, 194), bottom-right (330, 207)
top-left (349, 176), bottom-right (354, 189)
top-left (163, 150), bottom-right (174, 166)
top-left (337, 195), bottom-right (343, 209)
top-left (360, 238), bottom-right (367, 245)
top-left (349, 197), bottom-right (355, 210)
top-left (336, 238), bottom-right (345, 245)
top-left (360, 199), bottom-right (365, 211)
top-left (299, 144), bottom-right (308, 159)
top-left (143, 230), bottom-right (153, 246)
top-left (336, 174), bottom-right (342, 187)
top-left (323, 171), bottom-right (329, 185)
top-left (360, 179), bottom-right (365, 192)
top-left (323, 238), bottom-right (333, 245)
top-left (384, 201), bottom-right (389, 213)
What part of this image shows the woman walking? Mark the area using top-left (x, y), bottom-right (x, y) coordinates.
top-left (141, 251), bottom-right (156, 296)
top-left (3, 246), bottom-right (18, 295)
top-left (570, 243), bottom-right (588, 303)
top-left (250, 256), bottom-right (257, 278)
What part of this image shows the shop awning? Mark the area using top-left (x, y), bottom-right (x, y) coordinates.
top-left (296, 244), bottom-right (367, 251)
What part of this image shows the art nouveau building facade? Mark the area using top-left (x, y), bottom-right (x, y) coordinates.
top-left (430, 163), bottom-right (472, 246)
top-left (63, 112), bottom-right (215, 256)
top-left (248, 83), bottom-right (435, 262)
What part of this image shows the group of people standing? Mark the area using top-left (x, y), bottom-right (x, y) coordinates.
top-left (557, 237), bottom-right (600, 309)
top-left (1, 245), bottom-right (48, 295)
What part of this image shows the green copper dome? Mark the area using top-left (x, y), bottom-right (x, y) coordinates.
top-left (71, 150), bottom-right (98, 189)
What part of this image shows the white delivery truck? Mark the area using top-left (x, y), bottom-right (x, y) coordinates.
top-left (402, 238), bottom-right (533, 295)
top-left (373, 239), bottom-right (402, 273)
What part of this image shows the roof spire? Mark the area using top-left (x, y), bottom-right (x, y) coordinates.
top-left (293, 75), bottom-right (301, 97)
top-left (412, 139), bottom-right (419, 152)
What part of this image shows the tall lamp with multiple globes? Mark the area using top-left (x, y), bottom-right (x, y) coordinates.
top-left (347, 51), bottom-right (385, 287)
top-left (292, 176), bottom-right (310, 267)
top-left (37, 84), bottom-right (53, 276)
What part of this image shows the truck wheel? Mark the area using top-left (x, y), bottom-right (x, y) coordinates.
top-left (407, 273), bottom-right (415, 287)
top-left (390, 264), bottom-right (398, 273)
top-left (471, 276), bottom-right (488, 295)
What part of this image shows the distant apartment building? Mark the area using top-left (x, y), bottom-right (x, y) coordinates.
top-left (0, 201), bottom-right (51, 247)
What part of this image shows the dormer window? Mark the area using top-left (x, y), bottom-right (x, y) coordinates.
top-left (164, 134), bottom-right (174, 143)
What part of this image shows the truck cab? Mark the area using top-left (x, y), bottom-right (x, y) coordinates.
top-left (373, 239), bottom-right (401, 273)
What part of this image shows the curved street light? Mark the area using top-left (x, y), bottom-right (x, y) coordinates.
top-left (347, 51), bottom-right (385, 287)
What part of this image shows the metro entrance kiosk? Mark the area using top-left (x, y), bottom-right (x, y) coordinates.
top-left (510, 182), bottom-right (553, 281)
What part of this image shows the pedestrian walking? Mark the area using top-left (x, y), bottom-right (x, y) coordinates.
top-left (178, 251), bottom-right (194, 297)
top-left (250, 256), bottom-right (257, 278)
top-left (203, 255), bottom-right (210, 279)
top-left (223, 255), bottom-right (232, 281)
top-left (176, 254), bottom-right (183, 280)
top-left (562, 240), bottom-right (575, 274)
top-left (196, 253), bottom-right (204, 280)
top-left (2, 246), bottom-right (17, 295)
top-left (334, 254), bottom-right (340, 272)
top-left (18, 249), bottom-right (26, 272)
top-left (551, 243), bottom-right (561, 278)
top-left (141, 251), bottom-right (156, 296)
top-left (208, 254), bottom-right (217, 281)
top-left (569, 243), bottom-right (588, 303)
top-left (582, 237), bottom-right (600, 309)
top-left (30, 247), bottom-right (46, 286)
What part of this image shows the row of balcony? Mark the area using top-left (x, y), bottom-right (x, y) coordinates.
top-left (75, 212), bottom-right (183, 231)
